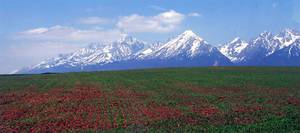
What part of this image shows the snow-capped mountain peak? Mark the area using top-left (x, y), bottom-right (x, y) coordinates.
top-left (247, 31), bottom-right (277, 57)
top-left (177, 30), bottom-right (204, 42)
top-left (253, 31), bottom-right (273, 44)
top-left (219, 29), bottom-right (300, 65)
top-left (118, 34), bottom-right (139, 44)
top-left (259, 31), bottom-right (272, 37)
top-left (15, 28), bottom-right (300, 74)
top-left (219, 37), bottom-right (248, 62)
top-left (180, 30), bottom-right (200, 38)
top-left (27, 35), bottom-right (147, 71)
top-left (147, 30), bottom-right (209, 59)
top-left (281, 28), bottom-right (300, 36)
top-left (86, 43), bottom-right (102, 49)
top-left (135, 41), bottom-right (163, 58)
top-left (230, 37), bottom-right (242, 44)
top-left (274, 28), bottom-right (300, 48)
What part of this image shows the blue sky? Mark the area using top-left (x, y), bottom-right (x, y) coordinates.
top-left (0, 0), bottom-right (300, 73)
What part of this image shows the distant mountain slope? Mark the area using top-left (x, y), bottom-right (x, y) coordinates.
top-left (219, 37), bottom-right (249, 63)
top-left (17, 35), bottom-right (148, 73)
top-left (262, 40), bottom-right (300, 66)
top-left (136, 30), bottom-right (232, 67)
top-left (15, 28), bottom-right (300, 74)
top-left (16, 30), bottom-right (231, 73)
top-left (219, 28), bottom-right (300, 66)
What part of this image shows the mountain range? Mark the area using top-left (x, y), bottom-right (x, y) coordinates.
top-left (16, 28), bottom-right (300, 74)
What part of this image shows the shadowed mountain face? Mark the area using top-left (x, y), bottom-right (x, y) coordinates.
top-left (219, 28), bottom-right (300, 66)
top-left (262, 40), bottom-right (300, 66)
top-left (17, 29), bottom-right (300, 74)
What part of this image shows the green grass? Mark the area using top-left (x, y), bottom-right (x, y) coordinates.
top-left (1, 67), bottom-right (300, 132)
top-left (1, 67), bottom-right (300, 92)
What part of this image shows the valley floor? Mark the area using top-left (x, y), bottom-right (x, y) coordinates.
top-left (0, 67), bottom-right (300, 132)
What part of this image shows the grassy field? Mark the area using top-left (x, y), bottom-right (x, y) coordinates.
top-left (0, 67), bottom-right (300, 132)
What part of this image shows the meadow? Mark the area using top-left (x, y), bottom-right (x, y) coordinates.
top-left (0, 67), bottom-right (300, 132)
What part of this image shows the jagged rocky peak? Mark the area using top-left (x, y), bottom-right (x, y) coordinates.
top-left (230, 37), bottom-right (242, 44)
top-left (280, 28), bottom-right (300, 36)
top-left (250, 31), bottom-right (273, 47)
top-left (178, 30), bottom-right (203, 41)
top-left (165, 30), bottom-right (207, 49)
top-left (86, 42), bottom-right (103, 49)
top-left (258, 31), bottom-right (273, 39)
top-left (276, 28), bottom-right (300, 40)
top-left (274, 28), bottom-right (300, 46)
top-left (182, 30), bottom-right (197, 36)
top-left (115, 34), bottom-right (146, 50)
top-left (219, 37), bottom-right (248, 62)
top-left (118, 34), bottom-right (140, 44)
top-left (162, 30), bottom-right (206, 49)
top-left (15, 28), bottom-right (300, 74)
top-left (146, 30), bottom-right (215, 59)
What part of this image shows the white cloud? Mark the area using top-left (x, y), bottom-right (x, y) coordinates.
top-left (117, 10), bottom-right (185, 33)
top-left (188, 12), bottom-right (202, 17)
top-left (25, 28), bottom-right (49, 34)
top-left (18, 25), bottom-right (123, 43)
top-left (78, 17), bottom-right (110, 25)
top-left (2, 25), bottom-right (125, 73)
top-left (0, 42), bottom-right (82, 74)
top-left (8, 42), bottom-right (81, 59)
top-left (3, 10), bottom-right (187, 73)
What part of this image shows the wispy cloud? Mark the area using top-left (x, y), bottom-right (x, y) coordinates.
top-left (149, 5), bottom-right (166, 11)
top-left (24, 28), bottom-right (49, 34)
top-left (2, 41), bottom-right (82, 73)
top-left (188, 12), bottom-right (202, 17)
top-left (17, 25), bottom-right (122, 43)
top-left (5, 10), bottom-right (187, 73)
top-left (78, 17), bottom-right (111, 25)
top-left (117, 10), bottom-right (185, 33)
top-left (5, 26), bottom-right (124, 72)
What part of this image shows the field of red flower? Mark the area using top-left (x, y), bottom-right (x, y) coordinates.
top-left (1, 86), bottom-right (183, 132)
top-left (1, 84), bottom-right (299, 132)
top-left (0, 67), bottom-right (300, 132)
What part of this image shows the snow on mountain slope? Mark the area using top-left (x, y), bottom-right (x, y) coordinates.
top-left (236, 31), bottom-right (275, 65)
top-left (262, 39), bottom-right (300, 66)
top-left (282, 40), bottom-right (300, 57)
top-left (134, 30), bottom-right (232, 67)
top-left (273, 28), bottom-right (300, 48)
top-left (15, 28), bottom-right (300, 73)
top-left (135, 41), bottom-right (163, 58)
top-left (239, 29), bottom-right (300, 65)
top-left (24, 34), bottom-right (147, 71)
top-left (219, 37), bottom-right (248, 62)
top-left (218, 28), bottom-right (300, 65)
top-left (144, 30), bottom-right (215, 59)
top-left (17, 30), bottom-right (232, 74)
